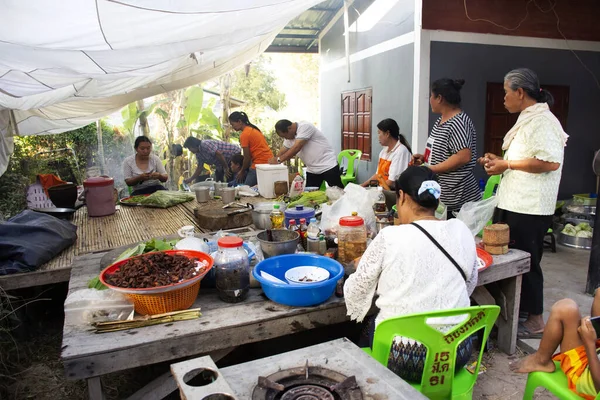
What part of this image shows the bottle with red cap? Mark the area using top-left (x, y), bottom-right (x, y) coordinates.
top-left (337, 212), bottom-right (367, 264)
top-left (298, 218), bottom-right (308, 250)
top-left (213, 236), bottom-right (249, 303)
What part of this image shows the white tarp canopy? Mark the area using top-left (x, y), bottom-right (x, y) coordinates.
top-left (0, 0), bottom-right (321, 175)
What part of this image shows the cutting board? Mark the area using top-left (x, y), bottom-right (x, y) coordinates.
top-left (194, 208), bottom-right (253, 231)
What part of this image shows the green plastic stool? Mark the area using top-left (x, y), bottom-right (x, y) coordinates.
top-left (337, 149), bottom-right (362, 187)
top-left (523, 360), bottom-right (600, 399)
top-left (362, 305), bottom-right (500, 399)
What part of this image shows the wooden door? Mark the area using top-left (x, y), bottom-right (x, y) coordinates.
top-left (341, 91), bottom-right (356, 151)
top-left (356, 90), bottom-right (372, 161)
top-left (484, 83), bottom-right (569, 155)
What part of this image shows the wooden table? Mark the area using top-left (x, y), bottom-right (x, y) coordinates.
top-left (0, 199), bottom-right (249, 291)
top-left (61, 247), bottom-right (530, 400)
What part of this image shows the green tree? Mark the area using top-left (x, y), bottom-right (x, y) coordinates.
top-left (230, 55), bottom-right (287, 121)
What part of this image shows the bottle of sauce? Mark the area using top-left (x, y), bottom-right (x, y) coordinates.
top-left (306, 217), bottom-right (320, 253)
top-left (288, 219), bottom-right (298, 233)
top-left (270, 204), bottom-right (284, 229)
top-left (374, 186), bottom-right (387, 213)
top-left (298, 218), bottom-right (308, 250)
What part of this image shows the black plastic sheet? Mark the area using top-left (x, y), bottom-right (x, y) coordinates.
top-left (0, 210), bottom-right (77, 275)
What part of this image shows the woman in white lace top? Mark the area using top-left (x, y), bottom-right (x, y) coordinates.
top-left (344, 166), bottom-right (478, 381)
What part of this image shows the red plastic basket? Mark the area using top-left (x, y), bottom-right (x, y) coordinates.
top-left (100, 250), bottom-right (213, 315)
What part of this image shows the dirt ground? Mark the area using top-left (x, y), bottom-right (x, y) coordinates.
top-left (1, 244), bottom-right (592, 399)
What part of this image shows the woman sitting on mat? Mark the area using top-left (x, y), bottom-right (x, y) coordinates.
top-left (344, 166), bottom-right (478, 381)
top-left (123, 136), bottom-right (168, 195)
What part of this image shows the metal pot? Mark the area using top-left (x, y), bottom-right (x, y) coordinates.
top-left (250, 202), bottom-right (287, 229)
top-left (190, 179), bottom-right (215, 190)
top-left (194, 187), bottom-right (210, 203)
top-left (256, 230), bottom-right (300, 259)
top-left (214, 182), bottom-right (228, 197)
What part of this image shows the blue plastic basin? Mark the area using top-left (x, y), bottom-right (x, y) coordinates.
top-left (253, 254), bottom-right (343, 307)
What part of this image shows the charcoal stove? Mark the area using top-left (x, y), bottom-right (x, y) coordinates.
top-left (171, 338), bottom-right (426, 400)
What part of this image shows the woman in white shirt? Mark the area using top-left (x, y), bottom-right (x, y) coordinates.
top-left (122, 136), bottom-right (168, 195)
top-left (360, 118), bottom-right (411, 189)
top-left (478, 68), bottom-right (567, 337)
top-left (345, 166), bottom-right (478, 381)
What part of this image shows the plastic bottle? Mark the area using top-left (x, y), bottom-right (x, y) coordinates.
top-left (374, 186), bottom-right (387, 213)
top-left (270, 204), bottom-right (284, 229)
top-left (318, 234), bottom-right (327, 255)
top-left (306, 217), bottom-right (320, 253)
top-left (299, 218), bottom-right (308, 250)
top-left (288, 219), bottom-right (298, 233)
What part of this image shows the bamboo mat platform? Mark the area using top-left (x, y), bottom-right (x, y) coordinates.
top-left (0, 202), bottom-right (211, 291)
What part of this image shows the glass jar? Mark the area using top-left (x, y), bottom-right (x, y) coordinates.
top-left (214, 236), bottom-right (250, 303)
top-left (337, 213), bottom-right (367, 264)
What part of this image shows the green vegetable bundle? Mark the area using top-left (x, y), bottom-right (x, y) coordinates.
top-left (562, 222), bottom-right (593, 238)
top-left (287, 191), bottom-right (328, 208)
top-left (138, 191), bottom-right (195, 208)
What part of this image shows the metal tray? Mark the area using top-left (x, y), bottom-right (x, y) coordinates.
top-left (563, 212), bottom-right (595, 228)
top-left (557, 232), bottom-right (592, 250)
top-left (565, 204), bottom-right (596, 216)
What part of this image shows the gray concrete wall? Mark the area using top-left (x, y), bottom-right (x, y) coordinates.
top-left (320, 0), bottom-right (415, 183)
top-left (429, 42), bottom-right (600, 198)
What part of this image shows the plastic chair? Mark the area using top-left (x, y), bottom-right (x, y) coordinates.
top-left (362, 306), bottom-right (500, 399)
top-left (337, 149), bottom-right (362, 187)
top-left (523, 361), bottom-right (600, 399)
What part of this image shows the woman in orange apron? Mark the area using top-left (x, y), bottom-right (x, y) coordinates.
top-left (361, 118), bottom-right (412, 190)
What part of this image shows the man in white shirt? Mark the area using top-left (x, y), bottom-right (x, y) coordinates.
top-left (270, 120), bottom-right (343, 188)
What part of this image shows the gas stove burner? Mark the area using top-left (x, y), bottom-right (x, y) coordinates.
top-left (252, 360), bottom-right (363, 400)
top-left (280, 385), bottom-right (335, 400)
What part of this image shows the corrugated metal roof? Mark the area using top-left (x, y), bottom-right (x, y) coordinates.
top-left (268, 0), bottom-right (343, 53)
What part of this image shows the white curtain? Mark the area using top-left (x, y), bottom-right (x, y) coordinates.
top-left (0, 0), bottom-right (321, 174)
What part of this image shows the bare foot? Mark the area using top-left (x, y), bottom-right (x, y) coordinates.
top-left (509, 354), bottom-right (555, 374)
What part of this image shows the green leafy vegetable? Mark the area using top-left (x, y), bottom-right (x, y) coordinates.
top-left (287, 191), bottom-right (328, 208)
top-left (138, 191), bottom-right (195, 208)
top-left (88, 276), bottom-right (108, 290)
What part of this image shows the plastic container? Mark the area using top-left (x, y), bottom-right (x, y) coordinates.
top-left (374, 186), bottom-right (386, 213)
top-left (99, 250), bottom-right (213, 315)
top-left (573, 193), bottom-right (598, 206)
top-left (64, 288), bottom-right (134, 326)
top-left (284, 205), bottom-right (316, 228)
top-left (256, 164), bottom-right (289, 198)
top-left (337, 213), bottom-right (367, 264)
top-left (253, 254), bottom-right (344, 307)
top-left (270, 204), bottom-right (285, 229)
top-left (306, 217), bottom-right (320, 253)
top-left (213, 236), bottom-right (250, 303)
top-left (84, 176), bottom-right (116, 217)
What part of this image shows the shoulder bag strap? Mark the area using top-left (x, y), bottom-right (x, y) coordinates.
top-left (410, 222), bottom-right (467, 282)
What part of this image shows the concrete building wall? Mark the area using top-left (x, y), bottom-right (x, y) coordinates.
top-left (428, 41), bottom-right (600, 198)
top-left (319, 0), bottom-right (415, 184)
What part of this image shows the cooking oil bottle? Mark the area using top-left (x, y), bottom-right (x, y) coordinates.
top-left (270, 204), bottom-right (284, 229)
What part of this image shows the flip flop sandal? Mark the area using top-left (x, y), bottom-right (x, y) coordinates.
top-left (519, 311), bottom-right (528, 322)
top-left (517, 323), bottom-right (543, 339)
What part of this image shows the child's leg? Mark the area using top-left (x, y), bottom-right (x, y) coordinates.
top-left (511, 299), bottom-right (582, 373)
top-left (591, 288), bottom-right (600, 317)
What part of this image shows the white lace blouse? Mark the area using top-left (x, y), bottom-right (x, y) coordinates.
top-left (344, 219), bottom-right (478, 328)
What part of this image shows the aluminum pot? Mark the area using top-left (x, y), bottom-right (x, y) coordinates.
top-left (190, 179), bottom-right (215, 190)
top-left (194, 187), bottom-right (210, 203)
top-left (256, 230), bottom-right (300, 259)
top-left (214, 182), bottom-right (228, 197)
top-left (250, 202), bottom-right (287, 229)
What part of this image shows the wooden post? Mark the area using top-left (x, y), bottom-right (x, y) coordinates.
top-left (220, 73), bottom-right (231, 142)
top-left (586, 190), bottom-right (600, 295)
top-left (96, 120), bottom-right (106, 175)
top-left (137, 99), bottom-right (150, 136)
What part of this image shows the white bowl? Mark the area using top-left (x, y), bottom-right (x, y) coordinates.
top-left (285, 266), bottom-right (330, 284)
top-left (174, 237), bottom-right (209, 253)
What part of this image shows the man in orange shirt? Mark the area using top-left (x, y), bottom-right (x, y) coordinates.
top-left (229, 111), bottom-right (274, 186)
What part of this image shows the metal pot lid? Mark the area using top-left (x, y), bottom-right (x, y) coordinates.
top-left (254, 202), bottom-right (286, 212)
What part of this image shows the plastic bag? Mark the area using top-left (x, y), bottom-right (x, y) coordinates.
top-left (320, 183), bottom-right (377, 235)
top-left (456, 196), bottom-right (499, 236)
top-left (288, 174), bottom-right (305, 197)
top-left (64, 289), bottom-right (134, 326)
top-left (326, 186), bottom-right (344, 202)
top-left (0, 210), bottom-right (77, 275)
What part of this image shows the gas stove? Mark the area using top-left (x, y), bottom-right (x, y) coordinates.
top-left (171, 338), bottom-right (426, 400)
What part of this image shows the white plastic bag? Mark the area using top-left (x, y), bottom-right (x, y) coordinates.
top-left (288, 174), bottom-right (304, 197)
top-left (320, 183), bottom-right (377, 235)
top-left (456, 196), bottom-right (499, 236)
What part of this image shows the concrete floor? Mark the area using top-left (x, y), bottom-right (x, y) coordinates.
top-left (473, 244), bottom-right (594, 399)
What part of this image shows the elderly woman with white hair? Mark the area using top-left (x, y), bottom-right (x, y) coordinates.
top-left (478, 68), bottom-right (568, 338)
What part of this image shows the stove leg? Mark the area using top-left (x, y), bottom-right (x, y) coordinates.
top-left (87, 377), bottom-right (105, 400)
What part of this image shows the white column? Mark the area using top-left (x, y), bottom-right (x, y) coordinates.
top-left (411, 0), bottom-right (431, 153)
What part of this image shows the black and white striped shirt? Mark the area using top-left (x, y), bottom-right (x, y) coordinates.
top-left (428, 112), bottom-right (481, 211)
